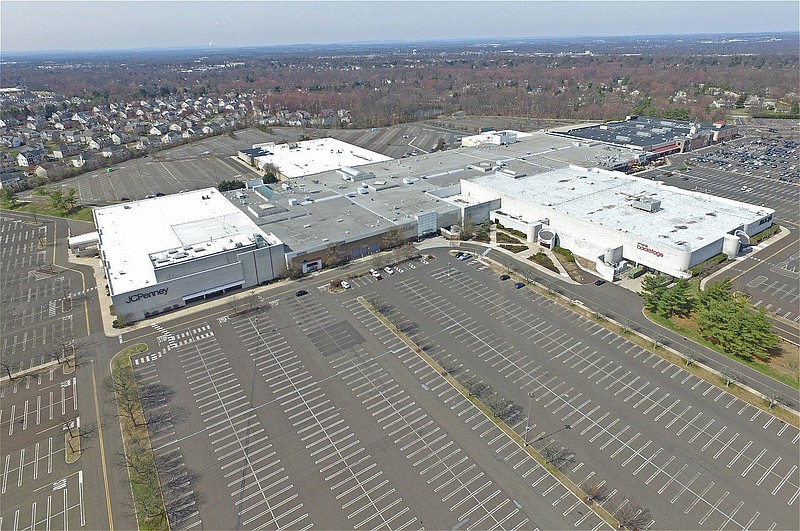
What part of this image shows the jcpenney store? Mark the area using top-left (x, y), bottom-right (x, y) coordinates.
top-left (94, 189), bottom-right (285, 322)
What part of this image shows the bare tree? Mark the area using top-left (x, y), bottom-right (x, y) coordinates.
top-left (581, 480), bottom-right (608, 503)
top-left (65, 421), bottom-right (99, 455)
top-left (1, 357), bottom-right (22, 382)
top-left (721, 367), bottom-right (741, 388)
top-left (49, 338), bottom-right (94, 370)
top-left (766, 388), bottom-right (790, 409)
top-left (614, 499), bottom-right (652, 530)
top-left (371, 253), bottom-right (385, 269)
top-left (105, 372), bottom-right (144, 427)
top-left (536, 439), bottom-right (575, 470)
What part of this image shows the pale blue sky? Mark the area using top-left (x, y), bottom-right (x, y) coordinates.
top-left (2, 1), bottom-right (798, 53)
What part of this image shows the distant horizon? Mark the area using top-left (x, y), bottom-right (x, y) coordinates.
top-left (2, 29), bottom-right (798, 57)
top-left (2, 1), bottom-right (798, 54)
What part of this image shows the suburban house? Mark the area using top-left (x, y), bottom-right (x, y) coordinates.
top-left (17, 149), bottom-right (47, 167)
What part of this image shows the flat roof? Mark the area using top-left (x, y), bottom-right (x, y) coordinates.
top-left (223, 133), bottom-right (652, 252)
top-left (560, 115), bottom-right (736, 149)
top-left (253, 137), bottom-right (392, 179)
top-left (223, 180), bottom-right (457, 253)
top-left (464, 166), bottom-right (773, 252)
top-left (94, 188), bottom-right (278, 295)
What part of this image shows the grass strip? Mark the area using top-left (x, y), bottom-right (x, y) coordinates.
top-left (2, 202), bottom-right (95, 222)
top-left (110, 343), bottom-right (169, 531)
top-left (357, 296), bottom-right (621, 529)
top-left (646, 312), bottom-right (798, 389)
top-left (483, 260), bottom-right (800, 428)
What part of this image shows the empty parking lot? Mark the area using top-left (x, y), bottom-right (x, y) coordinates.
top-left (128, 259), bottom-right (608, 530)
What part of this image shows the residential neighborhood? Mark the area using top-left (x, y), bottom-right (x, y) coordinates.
top-left (0, 86), bottom-right (353, 189)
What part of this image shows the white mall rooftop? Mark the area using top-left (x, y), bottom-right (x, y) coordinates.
top-left (463, 166), bottom-right (774, 252)
top-left (94, 188), bottom-right (276, 295)
top-left (254, 137), bottom-right (392, 178)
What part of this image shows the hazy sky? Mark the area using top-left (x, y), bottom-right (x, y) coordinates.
top-left (2, 1), bottom-right (798, 53)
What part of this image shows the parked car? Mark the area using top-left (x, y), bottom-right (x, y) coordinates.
top-left (340, 280), bottom-right (351, 290)
top-left (371, 270), bottom-right (382, 279)
top-left (295, 289), bottom-right (308, 297)
top-left (514, 282), bottom-right (525, 289)
top-left (594, 279), bottom-right (606, 286)
top-left (499, 274), bottom-right (510, 281)
top-left (384, 266), bottom-right (394, 275)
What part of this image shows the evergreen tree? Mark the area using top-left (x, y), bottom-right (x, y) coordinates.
top-left (697, 297), bottom-right (779, 360)
top-left (657, 278), bottom-right (694, 317)
top-left (63, 188), bottom-right (78, 210)
top-left (48, 190), bottom-right (66, 211)
top-left (0, 189), bottom-right (18, 208)
top-left (639, 274), bottom-right (672, 314)
top-left (697, 278), bottom-right (734, 312)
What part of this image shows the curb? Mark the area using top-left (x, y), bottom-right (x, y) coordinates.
top-left (471, 249), bottom-right (800, 422)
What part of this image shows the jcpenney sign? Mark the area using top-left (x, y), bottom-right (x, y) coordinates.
top-left (636, 243), bottom-right (664, 258)
top-left (125, 288), bottom-right (168, 304)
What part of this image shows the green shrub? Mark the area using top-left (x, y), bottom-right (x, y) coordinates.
top-left (496, 231), bottom-right (520, 244)
top-left (500, 244), bottom-right (528, 253)
top-left (495, 222), bottom-right (526, 240)
top-left (749, 225), bottom-right (780, 245)
top-left (553, 246), bottom-right (575, 262)
top-left (531, 252), bottom-right (558, 272)
top-left (688, 253), bottom-right (727, 277)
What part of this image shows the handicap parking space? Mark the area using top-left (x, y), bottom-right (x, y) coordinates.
top-left (377, 261), bottom-right (798, 530)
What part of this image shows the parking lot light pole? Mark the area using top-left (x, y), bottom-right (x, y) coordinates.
top-left (524, 392), bottom-right (534, 446)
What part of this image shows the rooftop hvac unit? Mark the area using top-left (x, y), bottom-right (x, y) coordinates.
top-left (632, 198), bottom-right (661, 212)
top-left (615, 135), bottom-right (631, 142)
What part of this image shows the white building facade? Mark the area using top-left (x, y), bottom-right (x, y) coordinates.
top-left (94, 189), bottom-right (285, 322)
top-left (456, 167), bottom-right (773, 279)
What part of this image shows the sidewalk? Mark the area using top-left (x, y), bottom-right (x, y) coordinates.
top-left (68, 248), bottom-right (392, 338)
top-left (700, 225), bottom-right (792, 290)
top-left (435, 233), bottom-right (579, 285)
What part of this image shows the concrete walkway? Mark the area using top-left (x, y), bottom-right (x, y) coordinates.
top-left (69, 248), bottom-right (403, 338)
top-left (700, 225), bottom-right (792, 290)
top-left (481, 230), bottom-right (576, 283)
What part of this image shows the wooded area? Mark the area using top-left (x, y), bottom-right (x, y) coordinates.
top-left (3, 34), bottom-right (797, 128)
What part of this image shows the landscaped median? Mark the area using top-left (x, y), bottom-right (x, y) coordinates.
top-left (110, 343), bottom-right (169, 531)
top-left (357, 296), bottom-right (621, 529)
top-left (478, 252), bottom-right (800, 428)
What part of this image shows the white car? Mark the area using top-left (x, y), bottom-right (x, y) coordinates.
top-left (340, 280), bottom-right (351, 289)
top-left (371, 270), bottom-right (382, 279)
top-left (383, 266), bottom-right (394, 275)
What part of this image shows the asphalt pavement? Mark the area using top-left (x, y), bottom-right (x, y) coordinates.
top-left (446, 241), bottom-right (800, 410)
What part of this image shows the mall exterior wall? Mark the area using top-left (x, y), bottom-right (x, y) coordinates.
top-left (111, 243), bottom-right (285, 322)
top-left (459, 179), bottom-right (744, 279)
